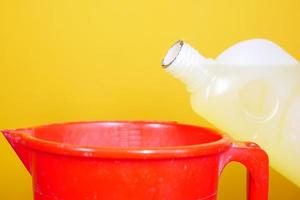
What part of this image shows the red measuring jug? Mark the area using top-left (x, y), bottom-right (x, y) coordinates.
top-left (2, 121), bottom-right (268, 200)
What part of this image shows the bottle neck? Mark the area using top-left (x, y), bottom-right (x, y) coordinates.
top-left (162, 41), bottom-right (213, 92)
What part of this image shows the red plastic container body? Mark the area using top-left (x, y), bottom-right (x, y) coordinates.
top-left (2, 121), bottom-right (268, 200)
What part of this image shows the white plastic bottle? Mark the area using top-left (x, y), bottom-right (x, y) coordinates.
top-left (162, 39), bottom-right (300, 187)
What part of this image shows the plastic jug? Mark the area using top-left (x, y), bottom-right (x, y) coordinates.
top-left (2, 121), bottom-right (268, 200)
top-left (162, 39), bottom-right (300, 187)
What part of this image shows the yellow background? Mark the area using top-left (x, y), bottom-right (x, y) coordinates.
top-left (0, 0), bottom-right (300, 199)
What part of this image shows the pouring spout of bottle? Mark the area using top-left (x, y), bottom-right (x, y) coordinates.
top-left (161, 40), bottom-right (213, 92)
top-left (1, 129), bottom-right (32, 174)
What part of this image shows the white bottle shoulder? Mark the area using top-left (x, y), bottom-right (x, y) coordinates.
top-left (216, 39), bottom-right (299, 66)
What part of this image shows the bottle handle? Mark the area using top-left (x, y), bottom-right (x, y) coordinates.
top-left (219, 142), bottom-right (269, 200)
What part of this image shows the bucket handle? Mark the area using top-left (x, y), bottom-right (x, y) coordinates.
top-left (219, 142), bottom-right (269, 200)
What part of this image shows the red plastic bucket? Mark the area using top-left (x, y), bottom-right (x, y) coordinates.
top-left (2, 121), bottom-right (268, 200)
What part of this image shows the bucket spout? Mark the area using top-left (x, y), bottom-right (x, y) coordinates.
top-left (2, 129), bottom-right (32, 174)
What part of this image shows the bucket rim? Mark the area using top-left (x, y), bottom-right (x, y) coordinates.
top-left (2, 121), bottom-right (232, 159)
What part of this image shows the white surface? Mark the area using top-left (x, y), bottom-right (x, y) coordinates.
top-left (216, 39), bottom-right (299, 66)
